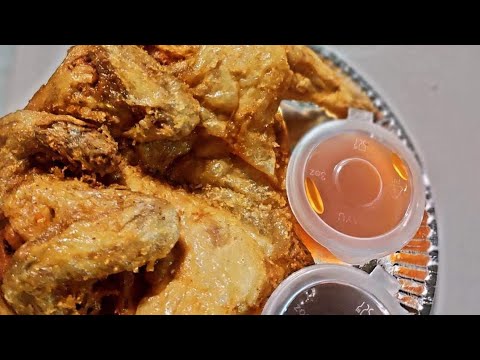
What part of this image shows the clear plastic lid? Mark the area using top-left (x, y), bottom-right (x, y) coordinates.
top-left (287, 109), bottom-right (426, 264)
top-left (262, 264), bottom-right (409, 315)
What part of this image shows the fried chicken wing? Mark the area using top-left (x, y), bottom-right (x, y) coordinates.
top-left (283, 45), bottom-right (372, 117)
top-left (143, 45), bottom-right (373, 181)
top-left (2, 178), bottom-right (179, 314)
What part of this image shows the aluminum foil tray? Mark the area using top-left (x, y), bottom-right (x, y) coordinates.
top-left (283, 45), bottom-right (438, 315)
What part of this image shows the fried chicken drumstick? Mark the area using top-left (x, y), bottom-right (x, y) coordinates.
top-left (0, 46), bottom-right (373, 314)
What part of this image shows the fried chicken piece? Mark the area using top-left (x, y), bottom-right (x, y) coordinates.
top-left (121, 165), bottom-right (311, 314)
top-left (27, 45), bottom-right (204, 176)
top-left (0, 110), bottom-right (119, 192)
top-left (144, 45), bottom-right (373, 181)
top-left (283, 45), bottom-right (372, 117)
top-left (154, 45), bottom-right (291, 181)
top-left (27, 45), bottom-right (202, 141)
top-left (2, 177), bottom-right (179, 314)
top-left (0, 111), bottom-right (180, 315)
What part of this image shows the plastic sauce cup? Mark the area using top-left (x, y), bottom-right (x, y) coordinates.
top-left (262, 264), bottom-right (409, 315)
top-left (287, 109), bottom-right (425, 264)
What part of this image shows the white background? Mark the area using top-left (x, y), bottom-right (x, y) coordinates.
top-left (1, 45), bottom-right (479, 314)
